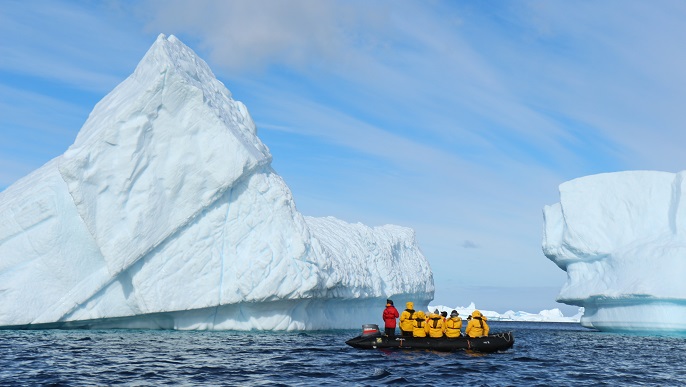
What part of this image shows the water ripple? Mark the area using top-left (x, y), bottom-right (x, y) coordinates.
top-left (1, 323), bottom-right (686, 385)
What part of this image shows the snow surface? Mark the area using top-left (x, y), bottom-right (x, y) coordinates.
top-left (543, 171), bottom-right (686, 332)
top-left (0, 34), bottom-right (434, 330)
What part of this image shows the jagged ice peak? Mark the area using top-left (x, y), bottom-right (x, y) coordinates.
top-left (0, 34), bottom-right (434, 330)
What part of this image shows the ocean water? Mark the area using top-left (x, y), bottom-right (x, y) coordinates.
top-left (1, 321), bottom-right (685, 386)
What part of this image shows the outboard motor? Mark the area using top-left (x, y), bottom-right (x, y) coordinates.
top-left (361, 324), bottom-right (381, 336)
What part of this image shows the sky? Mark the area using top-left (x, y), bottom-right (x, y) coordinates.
top-left (2, 0), bottom-right (686, 315)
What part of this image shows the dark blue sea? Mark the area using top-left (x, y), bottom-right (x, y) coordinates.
top-left (2, 321), bottom-right (685, 386)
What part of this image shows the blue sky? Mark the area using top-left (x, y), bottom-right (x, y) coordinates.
top-left (2, 0), bottom-right (686, 314)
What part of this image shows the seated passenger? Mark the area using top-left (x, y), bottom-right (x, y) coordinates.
top-left (412, 311), bottom-right (427, 338)
top-left (465, 310), bottom-right (490, 338)
top-left (399, 302), bottom-right (416, 337)
top-left (445, 310), bottom-right (463, 338)
top-left (426, 310), bottom-right (445, 338)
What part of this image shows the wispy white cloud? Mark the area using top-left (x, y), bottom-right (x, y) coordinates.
top-left (0, 0), bottom-right (151, 93)
top-left (139, 0), bottom-right (388, 73)
top-left (498, 1), bottom-right (686, 172)
top-left (159, 1), bottom-right (627, 179)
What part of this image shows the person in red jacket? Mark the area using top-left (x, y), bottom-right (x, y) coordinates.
top-left (382, 299), bottom-right (400, 336)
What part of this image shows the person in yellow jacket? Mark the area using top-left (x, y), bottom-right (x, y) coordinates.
top-left (445, 310), bottom-right (463, 338)
top-left (465, 310), bottom-right (490, 338)
top-left (412, 311), bottom-right (427, 337)
top-left (426, 310), bottom-right (445, 338)
top-left (399, 302), bottom-right (416, 337)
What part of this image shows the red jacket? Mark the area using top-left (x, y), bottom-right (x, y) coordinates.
top-left (382, 305), bottom-right (400, 328)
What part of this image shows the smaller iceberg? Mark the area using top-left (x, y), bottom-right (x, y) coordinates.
top-left (543, 171), bottom-right (686, 333)
top-left (429, 303), bottom-right (583, 323)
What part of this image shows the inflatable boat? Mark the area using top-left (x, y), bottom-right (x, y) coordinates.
top-left (345, 324), bottom-right (514, 353)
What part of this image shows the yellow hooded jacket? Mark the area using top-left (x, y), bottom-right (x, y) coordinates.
top-left (399, 302), bottom-right (415, 332)
top-left (426, 312), bottom-right (445, 338)
top-left (445, 316), bottom-right (463, 338)
top-left (465, 310), bottom-right (490, 338)
top-left (412, 311), bottom-right (427, 337)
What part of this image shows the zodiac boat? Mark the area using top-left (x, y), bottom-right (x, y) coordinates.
top-left (345, 324), bottom-right (514, 353)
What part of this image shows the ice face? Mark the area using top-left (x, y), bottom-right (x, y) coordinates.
top-left (543, 171), bottom-right (686, 333)
top-left (0, 34), bottom-right (434, 330)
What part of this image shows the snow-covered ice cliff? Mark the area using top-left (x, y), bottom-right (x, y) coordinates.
top-left (543, 171), bottom-right (686, 333)
top-left (0, 34), bottom-right (434, 330)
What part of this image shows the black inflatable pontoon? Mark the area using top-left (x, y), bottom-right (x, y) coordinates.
top-left (345, 324), bottom-right (514, 353)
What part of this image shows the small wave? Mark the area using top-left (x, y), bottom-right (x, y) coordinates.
top-left (361, 368), bottom-right (392, 381)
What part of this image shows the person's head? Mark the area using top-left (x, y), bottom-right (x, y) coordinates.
top-left (386, 299), bottom-right (394, 306)
top-left (472, 310), bottom-right (482, 318)
top-left (450, 310), bottom-right (459, 318)
top-left (416, 311), bottom-right (426, 319)
top-left (406, 301), bottom-right (414, 310)
top-left (433, 309), bottom-right (439, 315)
top-left (441, 311), bottom-right (448, 318)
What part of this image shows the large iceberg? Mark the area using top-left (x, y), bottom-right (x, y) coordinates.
top-left (0, 34), bottom-right (434, 330)
top-left (543, 171), bottom-right (686, 333)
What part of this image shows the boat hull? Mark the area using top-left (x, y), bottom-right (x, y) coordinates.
top-left (345, 332), bottom-right (514, 353)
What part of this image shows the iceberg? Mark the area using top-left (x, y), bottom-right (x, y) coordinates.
top-left (429, 303), bottom-right (584, 323)
top-left (0, 34), bottom-right (434, 330)
top-left (543, 171), bottom-right (686, 333)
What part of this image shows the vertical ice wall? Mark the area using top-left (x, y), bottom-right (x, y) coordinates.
top-left (543, 171), bottom-right (686, 332)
